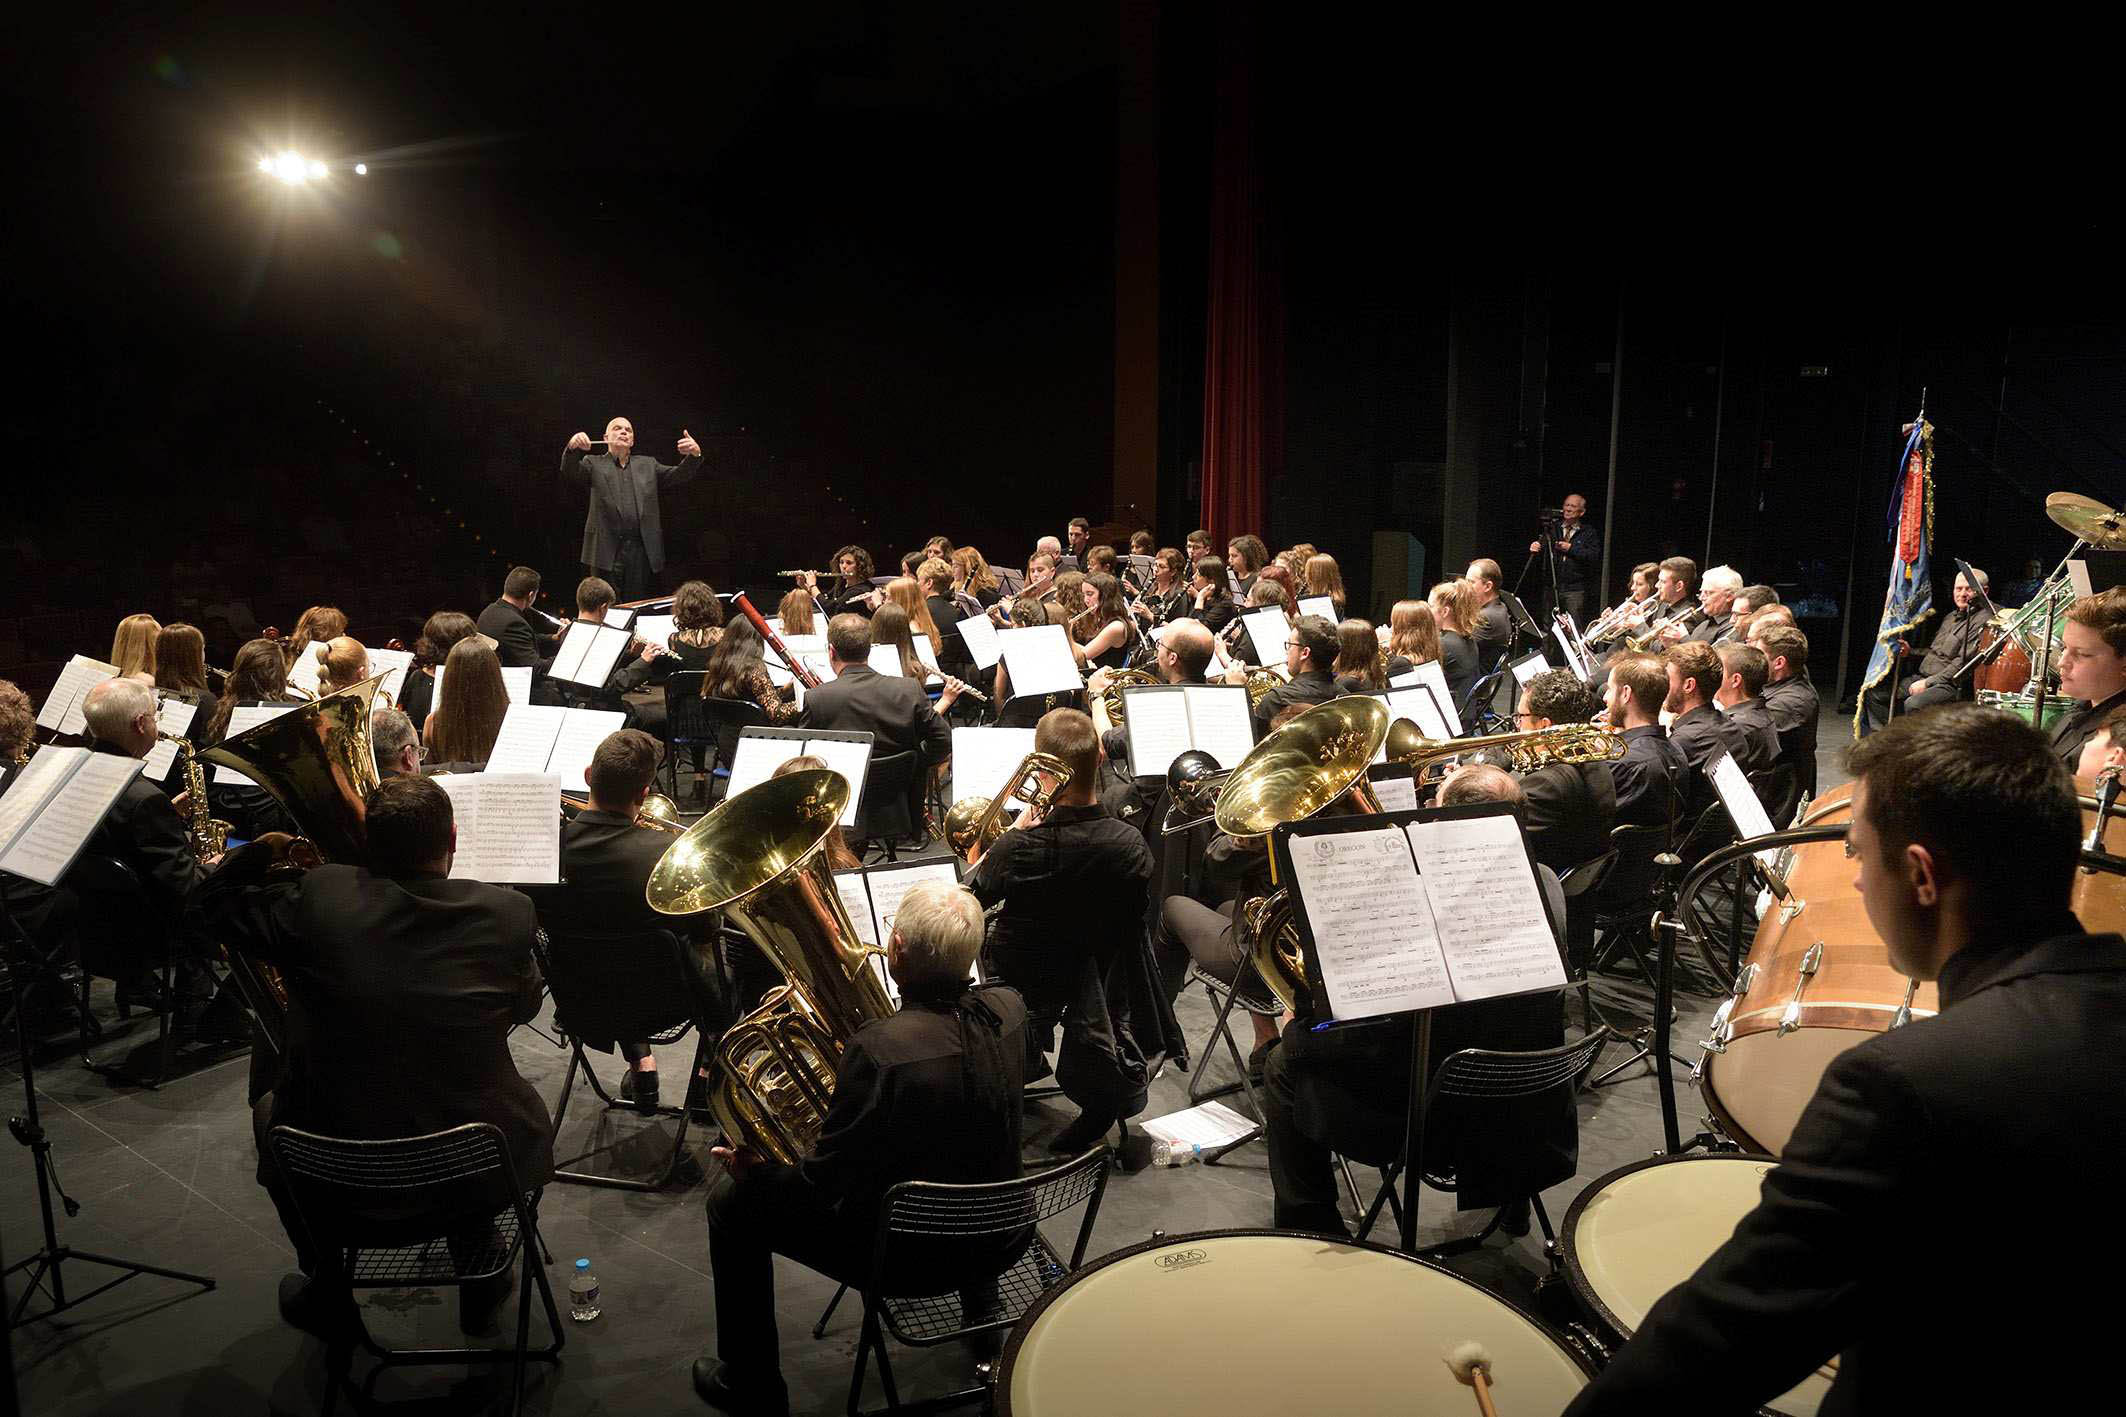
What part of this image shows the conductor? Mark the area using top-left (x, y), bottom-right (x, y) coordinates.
top-left (562, 417), bottom-right (704, 600)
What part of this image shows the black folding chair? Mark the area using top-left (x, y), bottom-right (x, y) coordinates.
top-left (854, 750), bottom-right (919, 861)
top-left (539, 925), bottom-right (715, 1191)
top-left (1557, 849), bottom-right (1620, 1037)
top-left (827, 1146), bottom-right (1111, 1417)
top-left (72, 856), bottom-right (237, 1088)
top-left (266, 1122), bottom-right (564, 1416)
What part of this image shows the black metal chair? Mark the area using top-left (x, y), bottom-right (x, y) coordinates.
top-left (854, 750), bottom-right (919, 861)
top-left (266, 1122), bottom-right (565, 1416)
top-left (1179, 952), bottom-right (1276, 1154)
top-left (1556, 848), bottom-right (1620, 1036)
top-left (538, 925), bottom-right (715, 1191)
top-left (1351, 1029), bottom-right (1616, 1263)
top-left (71, 856), bottom-right (232, 1089)
top-left (830, 1145), bottom-right (1111, 1417)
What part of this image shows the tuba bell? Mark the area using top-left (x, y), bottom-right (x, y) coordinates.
top-left (646, 769), bottom-right (895, 1165)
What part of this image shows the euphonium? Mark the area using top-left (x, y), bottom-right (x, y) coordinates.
top-left (646, 769), bottom-right (894, 1164)
top-left (944, 750), bottom-right (1074, 863)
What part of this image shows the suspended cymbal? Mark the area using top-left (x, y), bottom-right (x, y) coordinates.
top-left (2047, 492), bottom-right (2126, 549)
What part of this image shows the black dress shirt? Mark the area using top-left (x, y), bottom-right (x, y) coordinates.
top-left (1563, 918), bottom-right (2126, 1416)
top-left (1608, 723), bottom-right (1686, 829)
top-left (1438, 631), bottom-right (1479, 714)
top-left (1251, 668), bottom-right (1339, 736)
top-left (967, 803), bottom-right (1152, 1006)
top-left (1722, 697), bottom-right (1782, 776)
top-left (560, 446), bottom-right (704, 574)
top-left (1915, 603), bottom-right (1991, 681)
top-left (925, 594), bottom-right (976, 681)
top-left (2051, 685), bottom-right (2126, 770)
top-left (1761, 674), bottom-right (1820, 795)
top-left (1687, 610), bottom-right (1737, 645)
top-left (1666, 703), bottom-right (1750, 775)
top-left (1518, 759), bottom-right (1618, 872)
top-left (476, 599), bottom-right (552, 671)
top-left (799, 662), bottom-right (950, 763)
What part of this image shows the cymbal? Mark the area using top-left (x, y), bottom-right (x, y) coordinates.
top-left (2047, 492), bottom-right (2126, 549)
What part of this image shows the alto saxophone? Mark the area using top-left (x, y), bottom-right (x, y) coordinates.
top-left (160, 732), bottom-right (230, 859)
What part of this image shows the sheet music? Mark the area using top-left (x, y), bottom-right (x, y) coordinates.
top-left (865, 861), bottom-right (959, 943)
top-left (37, 656), bottom-right (119, 735)
top-left (910, 633), bottom-right (942, 677)
top-left (500, 666), bottom-right (534, 707)
top-left (1408, 659), bottom-right (1463, 736)
top-left (1139, 1100), bottom-right (1258, 1152)
top-left (549, 620), bottom-right (599, 682)
top-left (1553, 616), bottom-right (1590, 680)
top-left (1120, 687), bottom-right (1191, 779)
top-left (1372, 774), bottom-right (1419, 812)
top-left (1241, 608), bottom-right (1289, 666)
top-left (834, 870), bottom-right (880, 947)
top-left (1374, 687), bottom-right (1450, 760)
top-left (286, 646), bottom-right (326, 698)
top-left (605, 606), bottom-right (635, 629)
top-left (0, 750), bottom-right (143, 886)
top-left (141, 698), bottom-right (202, 780)
top-left (483, 705), bottom-right (566, 776)
top-left (950, 726), bottom-right (1036, 806)
top-left (1183, 685), bottom-right (1256, 771)
top-left (957, 613), bottom-right (1003, 671)
top-left (210, 704), bottom-right (301, 784)
top-left (370, 648), bottom-right (415, 706)
top-left (1288, 824), bottom-right (1454, 1018)
top-left (435, 773), bottom-right (562, 884)
top-left (0, 747), bottom-right (84, 859)
top-left (802, 736), bottom-right (871, 828)
top-left (632, 614), bottom-right (675, 648)
top-left (867, 645), bottom-right (907, 677)
top-left (1510, 652), bottom-right (1552, 686)
top-left (570, 624), bottom-right (633, 689)
top-left (1709, 750), bottom-right (1780, 865)
top-left (723, 736), bottom-right (801, 804)
top-left (1298, 595), bottom-right (1337, 621)
top-left (998, 624), bottom-right (1082, 697)
top-left (548, 709), bottom-right (626, 792)
top-left (1404, 815), bottom-right (1567, 998)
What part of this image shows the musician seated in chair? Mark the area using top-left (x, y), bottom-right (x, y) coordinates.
top-left (569, 576), bottom-right (669, 735)
top-left (188, 775), bottom-right (552, 1338)
top-left (967, 708), bottom-right (1154, 1157)
top-left (2050, 585), bottom-right (2126, 770)
top-left (1861, 567), bottom-right (1989, 731)
top-left (1713, 644), bottom-right (1783, 779)
top-left (697, 882), bottom-right (1026, 1415)
top-left (1752, 624), bottom-right (1820, 799)
top-left (1512, 668), bottom-right (1617, 873)
top-left (799, 613), bottom-right (964, 762)
top-left (1603, 652), bottom-right (1687, 832)
top-left (1565, 706), bottom-right (2126, 1415)
top-left (1248, 615), bottom-right (1340, 735)
top-left (525, 730), bottom-right (725, 1116)
top-left (477, 564), bottom-right (563, 672)
top-left (1262, 764), bottom-right (1571, 1238)
top-left (1662, 642), bottom-right (1752, 799)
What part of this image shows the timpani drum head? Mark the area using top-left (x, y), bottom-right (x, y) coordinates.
top-left (1562, 1155), bottom-right (1834, 1416)
top-left (997, 1230), bottom-right (1592, 1416)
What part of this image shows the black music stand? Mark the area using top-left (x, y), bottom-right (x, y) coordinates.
top-left (2, 876), bottom-right (215, 1325)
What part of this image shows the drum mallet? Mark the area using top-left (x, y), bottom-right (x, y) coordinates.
top-left (1444, 1341), bottom-right (1500, 1417)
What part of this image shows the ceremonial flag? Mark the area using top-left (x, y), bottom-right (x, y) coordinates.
top-left (1856, 415), bottom-right (1935, 736)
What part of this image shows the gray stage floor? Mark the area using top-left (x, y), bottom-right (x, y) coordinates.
top-left (1, 708), bottom-right (1856, 1415)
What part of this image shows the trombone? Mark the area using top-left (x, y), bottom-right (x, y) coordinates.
top-left (944, 751), bottom-right (1073, 862)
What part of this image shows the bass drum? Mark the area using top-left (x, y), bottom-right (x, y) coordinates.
top-left (1698, 779), bottom-right (2126, 1154)
top-left (1560, 1155), bottom-right (1834, 1415)
top-left (996, 1230), bottom-right (1593, 1415)
top-left (1968, 625), bottom-right (2031, 694)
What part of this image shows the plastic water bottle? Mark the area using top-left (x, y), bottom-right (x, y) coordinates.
top-left (569, 1258), bottom-right (601, 1322)
top-left (1150, 1139), bottom-right (1203, 1167)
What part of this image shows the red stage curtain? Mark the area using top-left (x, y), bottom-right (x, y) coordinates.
top-left (1198, 5), bottom-right (1282, 547)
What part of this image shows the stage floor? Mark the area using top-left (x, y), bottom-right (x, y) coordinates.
top-left (1, 711), bottom-right (1854, 1415)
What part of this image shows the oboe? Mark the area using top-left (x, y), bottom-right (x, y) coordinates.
top-left (734, 592), bottom-right (821, 690)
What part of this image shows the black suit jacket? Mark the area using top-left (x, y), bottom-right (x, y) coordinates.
top-left (1565, 919), bottom-right (2126, 1415)
top-left (1608, 724), bottom-right (1685, 829)
top-left (477, 599), bottom-right (551, 671)
top-left (1761, 674), bottom-right (1819, 796)
top-left (1518, 759), bottom-right (1618, 872)
top-left (190, 846), bottom-right (553, 1189)
top-left (85, 743), bottom-right (204, 919)
top-left (560, 446), bottom-right (703, 573)
top-left (1250, 669), bottom-right (1339, 736)
top-left (799, 662), bottom-right (949, 763)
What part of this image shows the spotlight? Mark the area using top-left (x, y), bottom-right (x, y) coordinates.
top-left (273, 151), bottom-right (306, 184)
top-left (354, 162), bottom-right (367, 176)
top-left (308, 159), bottom-right (326, 178)
top-left (258, 156), bottom-right (273, 173)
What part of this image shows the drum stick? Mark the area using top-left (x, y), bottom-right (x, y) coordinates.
top-left (1444, 1341), bottom-right (1499, 1417)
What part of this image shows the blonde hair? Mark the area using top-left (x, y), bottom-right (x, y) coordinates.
top-left (318, 636), bottom-right (370, 694)
top-left (777, 588), bottom-right (816, 637)
top-left (1387, 600), bottom-right (1441, 664)
top-left (885, 576), bottom-right (941, 645)
top-left (110, 614), bottom-right (160, 679)
top-left (1428, 580), bottom-right (1477, 636)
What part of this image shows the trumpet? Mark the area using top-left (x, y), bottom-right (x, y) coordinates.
top-left (1584, 593), bottom-right (1656, 642)
top-left (1625, 600), bottom-right (1706, 651)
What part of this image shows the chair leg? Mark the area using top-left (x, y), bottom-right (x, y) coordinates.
top-left (813, 1282), bottom-right (848, 1339)
top-left (1185, 975), bottom-right (1250, 1107)
top-left (511, 1253), bottom-right (535, 1416)
top-left (846, 1304), bottom-right (875, 1417)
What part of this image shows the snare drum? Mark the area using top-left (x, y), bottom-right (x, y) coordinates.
top-left (1976, 687), bottom-right (2071, 733)
top-left (1561, 1155), bottom-right (1834, 1416)
top-left (996, 1229), bottom-right (1593, 1415)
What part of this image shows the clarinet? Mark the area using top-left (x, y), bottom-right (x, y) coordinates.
top-left (734, 592), bottom-right (822, 690)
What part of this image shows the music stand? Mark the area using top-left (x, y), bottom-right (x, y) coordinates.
top-left (1, 790), bottom-right (216, 1322)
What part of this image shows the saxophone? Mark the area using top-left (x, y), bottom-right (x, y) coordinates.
top-left (160, 732), bottom-right (230, 859)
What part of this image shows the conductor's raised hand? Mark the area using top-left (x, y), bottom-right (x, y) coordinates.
top-left (676, 429), bottom-right (702, 458)
top-left (567, 431), bottom-right (593, 452)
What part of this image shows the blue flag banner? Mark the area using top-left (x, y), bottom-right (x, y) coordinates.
top-left (1855, 418), bottom-right (1935, 737)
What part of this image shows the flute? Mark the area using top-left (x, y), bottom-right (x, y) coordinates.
top-left (734, 591), bottom-right (822, 690)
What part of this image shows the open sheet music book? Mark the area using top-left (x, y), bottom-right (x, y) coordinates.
top-left (0, 746), bottom-right (145, 886)
top-left (762, 633), bottom-right (827, 690)
top-left (950, 726), bottom-right (1036, 811)
top-left (483, 705), bottom-right (627, 792)
top-left (1298, 595), bottom-right (1337, 621)
top-left (210, 704), bottom-right (304, 784)
top-left (721, 728), bottom-right (871, 828)
top-left (996, 624), bottom-right (1081, 697)
top-left (1276, 803), bottom-right (1566, 1022)
top-left (548, 620), bottom-right (634, 689)
top-left (36, 656), bottom-right (119, 737)
top-left (831, 859), bottom-right (976, 1005)
top-left (956, 612), bottom-right (1003, 671)
top-left (432, 773), bottom-right (561, 883)
top-left (1708, 749), bottom-right (1781, 867)
top-left (1119, 684), bottom-right (1255, 779)
top-left (1390, 659), bottom-right (1463, 736)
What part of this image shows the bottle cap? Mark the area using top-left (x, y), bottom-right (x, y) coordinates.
top-left (575, 1258), bottom-right (590, 1271)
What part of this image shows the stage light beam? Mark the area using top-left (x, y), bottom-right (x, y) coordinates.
top-left (354, 162), bottom-right (367, 176)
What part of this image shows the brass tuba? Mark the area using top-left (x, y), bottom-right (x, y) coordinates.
top-left (645, 769), bottom-right (894, 1165)
top-left (942, 751), bottom-right (1074, 864)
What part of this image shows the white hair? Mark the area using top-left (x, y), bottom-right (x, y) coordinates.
top-left (1036, 535), bottom-right (1062, 557)
top-left (1701, 566), bottom-right (1744, 595)
top-left (371, 707), bottom-right (418, 772)
top-left (81, 677), bottom-right (155, 741)
top-left (890, 880), bottom-right (986, 990)
top-left (1957, 566), bottom-right (1990, 589)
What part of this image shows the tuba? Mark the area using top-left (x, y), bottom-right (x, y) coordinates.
top-left (942, 751), bottom-right (1075, 864)
top-left (646, 769), bottom-right (895, 1165)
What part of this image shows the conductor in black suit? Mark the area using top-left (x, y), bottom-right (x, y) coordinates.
top-left (190, 775), bottom-right (553, 1336)
top-left (561, 417), bottom-right (705, 600)
top-left (476, 565), bottom-right (564, 672)
top-left (1511, 668), bottom-right (1617, 872)
top-left (799, 614), bottom-right (965, 765)
top-left (1565, 705), bottom-right (2126, 1415)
